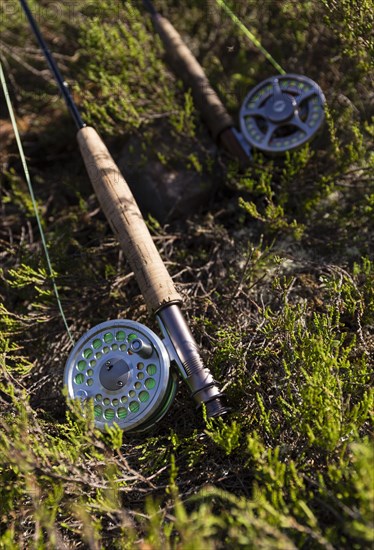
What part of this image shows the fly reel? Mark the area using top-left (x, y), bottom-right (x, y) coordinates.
top-left (64, 320), bottom-right (177, 433)
top-left (239, 74), bottom-right (325, 155)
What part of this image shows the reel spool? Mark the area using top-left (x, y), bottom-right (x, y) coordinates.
top-left (64, 320), bottom-right (177, 433)
top-left (239, 74), bottom-right (325, 155)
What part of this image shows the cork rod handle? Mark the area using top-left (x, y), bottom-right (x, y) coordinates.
top-left (77, 126), bottom-right (182, 314)
top-left (153, 14), bottom-right (233, 142)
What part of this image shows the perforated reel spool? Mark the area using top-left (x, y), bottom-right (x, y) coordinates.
top-left (64, 320), bottom-right (177, 433)
top-left (239, 74), bottom-right (325, 154)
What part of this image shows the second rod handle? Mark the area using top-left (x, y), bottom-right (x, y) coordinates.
top-left (153, 14), bottom-right (233, 141)
top-left (77, 126), bottom-right (182, 314)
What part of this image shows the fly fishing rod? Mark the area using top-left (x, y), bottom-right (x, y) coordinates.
top-left (19, 0), bottom-right (226, 432)
top-left (143, 0), bottom-right (326, 161)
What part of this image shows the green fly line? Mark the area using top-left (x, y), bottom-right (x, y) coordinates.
top-left (0, 61), bottom-right (74, 345)
top-left (215, 0), bottom-right (286, 75)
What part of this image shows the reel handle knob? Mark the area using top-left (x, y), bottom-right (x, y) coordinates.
top-left (130, 338), bottom-right (153, 359)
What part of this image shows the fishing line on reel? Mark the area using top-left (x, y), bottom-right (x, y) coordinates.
top-left (64, 320), bottom-right (178, 433)
top-left (239, 74), bottom-right (325, 155)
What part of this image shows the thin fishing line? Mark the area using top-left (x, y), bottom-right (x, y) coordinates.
top-left (214, 0), bottom-right (286, 75)
top-left (0, 61), bottom-right (74, 345)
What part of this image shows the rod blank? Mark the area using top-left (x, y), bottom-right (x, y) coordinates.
top-left (19, 0), bottom-right (85, 129)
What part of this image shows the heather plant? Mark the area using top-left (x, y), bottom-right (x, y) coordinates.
top-left (0, 1), bottom-right (373, 548)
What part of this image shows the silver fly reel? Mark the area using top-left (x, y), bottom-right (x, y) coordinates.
top-left (239, 73), bottom-right (325, 155)
top-left (64, 320), bottom-right (177, 433)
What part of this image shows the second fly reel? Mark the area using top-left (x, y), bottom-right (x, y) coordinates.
top-left (64, 320), bottom-right (177, 433)
top-left (239, 73), bottom-right (326, 155)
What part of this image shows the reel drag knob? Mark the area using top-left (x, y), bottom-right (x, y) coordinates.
top-left (239, 74), bottom-right (325, 154)
top-left (64, 320), bottom-right (177, 433)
